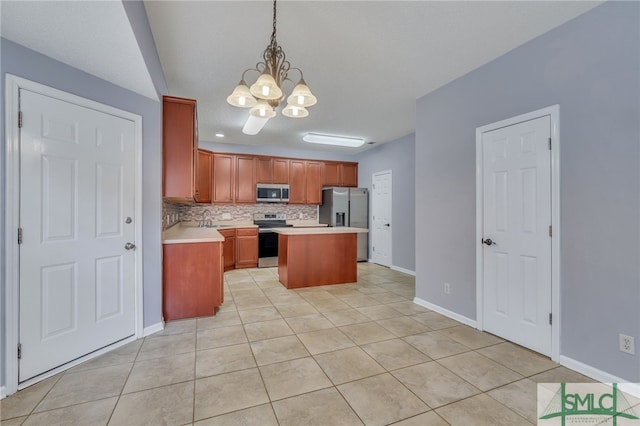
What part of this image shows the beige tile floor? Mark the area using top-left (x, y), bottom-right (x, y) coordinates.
top-left (1, 263), bottom-right (595, 426)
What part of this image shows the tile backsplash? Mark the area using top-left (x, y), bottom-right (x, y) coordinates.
top-left (162, 201), bottom-right (182, 229)
top-left (163, 200), bottom-right (317, 228)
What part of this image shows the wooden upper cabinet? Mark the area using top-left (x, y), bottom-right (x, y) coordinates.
top-left (255, 157), bottom-right (272, 183)
top-left (235, 155), bottom-right (256, 203)
top-left (341, 162), bottom-right (358, 187)
top-left (306, 161), bottom-right (323, 204)
top-left (255, 156), bottom-right (290, 184)
top-left (272, 158), bottom-right (290, 184)
top-left (323, 162), bottom-right (341, 187)
top-left (212, 153), bottom-right (234, 203)
top-left (162, 96), bottom-right (197, 199)
top-left (195, 149), bottom-right (212, 203)
top-left (322, 161), bottom-right (358, 188)
top-left (289, 160), bottom-right (307, 204)
top-left (208, 151), bottom-right (356, 204)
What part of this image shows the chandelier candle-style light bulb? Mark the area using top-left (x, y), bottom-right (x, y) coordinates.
top-left (250, 100), bottom-right (276, 119)
top-left (287, 79), bottom-right (317, 107)
top-left (227, 0), bottom-right (317, 134)
top-left (282, 103), bottom-right (308, 118)
top-left (226, 80), bottom-right (257, 108)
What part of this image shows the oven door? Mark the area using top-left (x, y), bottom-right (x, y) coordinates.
top-left (258, 230), bottom-right (279, 267)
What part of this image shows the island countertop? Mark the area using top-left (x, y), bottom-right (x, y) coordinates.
top-left (272, 226), bottom-right (368, 235)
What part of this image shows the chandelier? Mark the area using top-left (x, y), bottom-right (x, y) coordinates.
top-left (227, 0), bottom-right (317, 135)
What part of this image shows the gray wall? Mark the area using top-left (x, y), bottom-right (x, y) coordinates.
top-left (415, 2), bottom-right (639, 381)
top-left (1, 1), bottom-right (167, 388)
top-left (356, 134), bottom-right (416, 272)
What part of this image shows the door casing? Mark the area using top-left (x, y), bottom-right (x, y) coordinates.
top-left (4, 74), bottom-right (144, 395)
top-left (475, 105), bottom-right (560, 362)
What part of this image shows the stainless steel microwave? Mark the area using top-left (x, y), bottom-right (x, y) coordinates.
top-left (256, 184), bottom-right (290, 203)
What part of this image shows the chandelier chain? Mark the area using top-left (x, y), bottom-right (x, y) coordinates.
top-left (270, 0), bottom-right (278, 48)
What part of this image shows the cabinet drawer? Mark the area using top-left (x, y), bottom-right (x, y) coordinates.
top-left (236, 228), bottom-right (258, 236)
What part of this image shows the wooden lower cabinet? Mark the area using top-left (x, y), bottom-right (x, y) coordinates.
top-left (235, 228), bottom-right (258, 269)
top-left (162, 242), bottom-right (223, 320)
top-left (219, 229), bottom-right (236, 272)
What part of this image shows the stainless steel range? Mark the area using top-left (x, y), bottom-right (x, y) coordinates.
top-left (253, 213), bottom-right (293, 267)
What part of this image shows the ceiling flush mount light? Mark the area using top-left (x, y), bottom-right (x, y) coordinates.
top-left (227, 0), bottom-right (317, 135)
top-left (303, 133), bottom-right (366, 148)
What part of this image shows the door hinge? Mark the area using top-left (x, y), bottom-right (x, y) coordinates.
top-left (18, 227), bottom-right (23, 244)
top-left (549, 313), bottom-right (552, 325)
top-left (18, 111), bottom-right (23, 128)
top-left (18, 343), bottom-right (22, 359)
top-left (372, 246), bottom-right (375, 252)
top-left (549, 225), bottom-right (552, 237)
top-left (548, 137), bottom-right (552, 150)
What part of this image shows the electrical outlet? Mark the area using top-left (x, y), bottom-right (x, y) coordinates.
top-left (619, 334), bottom-right (635, 355)
top-left (444, 282), bottom-right (450, 294)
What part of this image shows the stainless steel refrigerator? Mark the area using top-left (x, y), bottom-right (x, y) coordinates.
top-left (319, 187), bottom-right (369, 261)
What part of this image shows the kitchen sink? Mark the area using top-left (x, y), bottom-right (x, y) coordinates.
top-left (180, 222), bottom-right (225, 229)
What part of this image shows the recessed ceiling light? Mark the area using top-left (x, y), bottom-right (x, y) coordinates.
top-left (302, 133), bottom-right (365, 148)
top-left (215, 133), bottom-right (225, 138)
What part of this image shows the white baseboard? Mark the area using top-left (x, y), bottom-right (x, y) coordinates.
top-left (143, 321), bottom-right (164, 337)
top-left (413, 297), bottom-right (477, 328)
top-left (558, 355), bottom-right (640, 397)
top-left (1, 385), bottom-right (6, 399)
top-left (390, 265), bottom-right (416, 276)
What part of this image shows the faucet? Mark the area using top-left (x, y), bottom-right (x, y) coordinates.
top-left (199, 209), bottom-right (213, 228)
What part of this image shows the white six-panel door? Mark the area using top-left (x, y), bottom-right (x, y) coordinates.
top-left (481, 115), bottom-right (552, 356)
top-left (19, 89), bottom-right (136, 381)
top-left (372, 171), bottom-right (392, 267)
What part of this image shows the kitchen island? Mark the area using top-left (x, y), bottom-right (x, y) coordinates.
top-left (272, 227), bottom-right (368, 289)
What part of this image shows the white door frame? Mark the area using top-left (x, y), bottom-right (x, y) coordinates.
top-left (475, 105), bottom-right (560, 362)
top-left (371, 170), bottom-right (392, 266)
top-left (4, 74), bottom-right (144, 395)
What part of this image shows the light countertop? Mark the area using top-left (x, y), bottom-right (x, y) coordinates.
top-left (162, 224), bottom-right (224, 244)
top-left (272, 226), bottom-right (368, 235)
top-left (162, 222), bottom-right (259, 244)
top-left (162, 221), bottom-right (334, 243)
top-left (287, 220), bottom-right (329, 228)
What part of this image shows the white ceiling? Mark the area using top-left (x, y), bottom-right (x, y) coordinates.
top-left (2, 1), bottom-right (601, 153)
top-left (1, 0), bottom-right (158, 100)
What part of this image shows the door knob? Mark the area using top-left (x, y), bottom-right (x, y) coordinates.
top-left (482, 238), bottom-right (496, 246)
top-left (384, 223), bottom-right (390, 227)
top-left (125, 242), bottom-right (136, 250)
top-left (125, 217), bottom-right (133, 224)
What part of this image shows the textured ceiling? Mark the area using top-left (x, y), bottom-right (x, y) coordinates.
top-left (1, 0), bottom-right (158, 100)
top-left (2, 1), bottom-right (602, 153)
